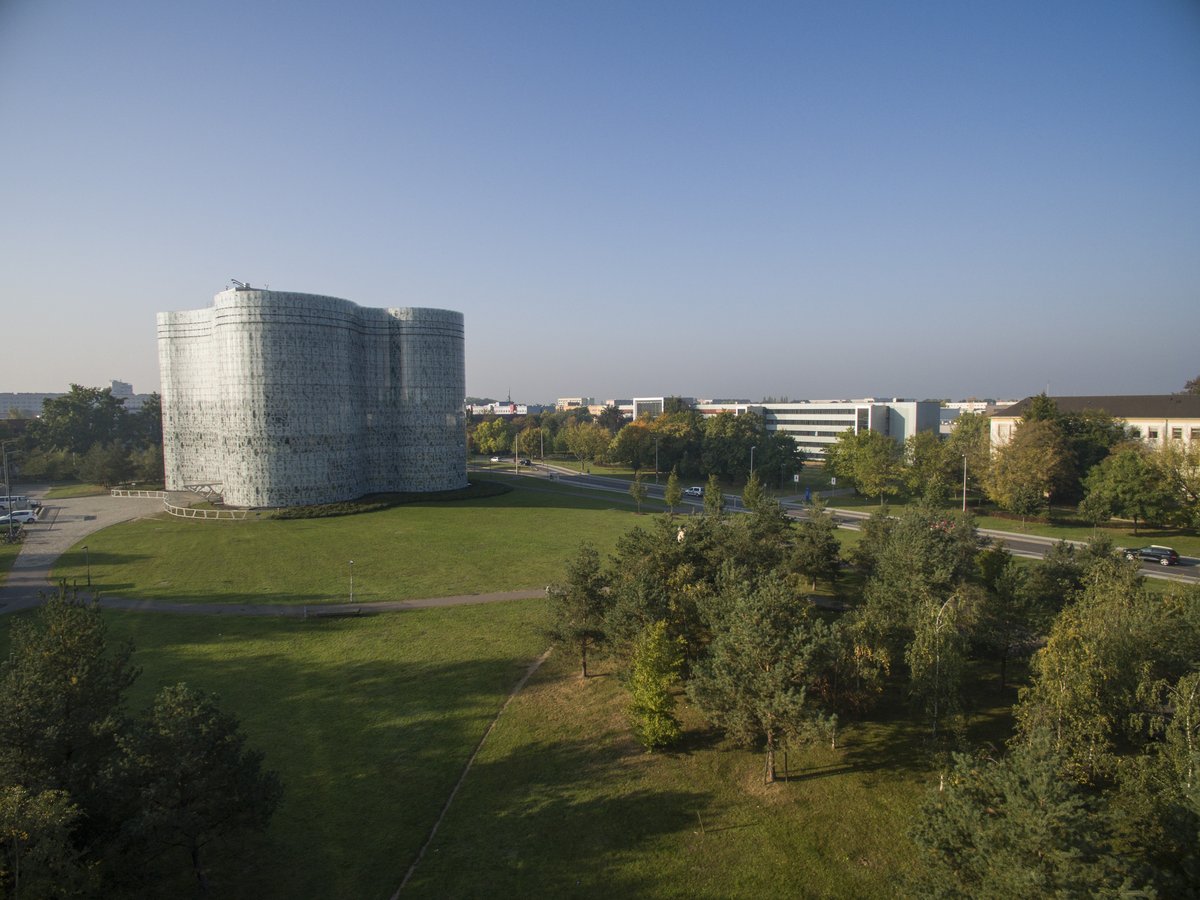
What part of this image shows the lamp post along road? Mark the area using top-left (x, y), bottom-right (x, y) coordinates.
top-left (349, 560), bottom-right (355, 603)
top-left (962, 454), bottom-right (968, 513)
top-left (83, 545), bottom-right (91, 588)
top-left (750, 445), bottom-right (757, 477)
top-left (654, 437), bottom-right (659, 484)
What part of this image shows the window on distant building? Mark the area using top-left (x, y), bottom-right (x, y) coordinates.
top-left (1147, 428), bottom-right (1159, 440)
top-left (1191, 428), bottom-right (1200, 441)
top-left (1171, 427), bottom-right (1183, 440)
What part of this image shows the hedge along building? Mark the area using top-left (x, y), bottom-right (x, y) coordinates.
top-left (158, 285), bottom-right (466, 507)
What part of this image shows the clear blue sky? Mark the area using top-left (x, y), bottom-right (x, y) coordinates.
top-left (2, 1), bottom-right (1197, 403)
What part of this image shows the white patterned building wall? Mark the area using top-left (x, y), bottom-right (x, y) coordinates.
top-left (158, 288), bottom-right (465, 507)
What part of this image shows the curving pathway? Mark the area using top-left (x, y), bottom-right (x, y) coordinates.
top-left (0, 490), bottom-right (545, 617)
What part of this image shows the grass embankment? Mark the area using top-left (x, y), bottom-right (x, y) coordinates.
top-left (0, 599), bottom-right (549, 899)
top-left (50, 483), bottom-right (649, 605)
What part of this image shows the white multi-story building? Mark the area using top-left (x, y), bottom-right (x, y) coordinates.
top-left (751, 399), bottom-right (941, 454)
top-left (158, 286), bottom-right (466, 508)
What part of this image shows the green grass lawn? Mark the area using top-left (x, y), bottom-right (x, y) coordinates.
top-left (0, 599), bottom-right (551, 899)
top-left (826, 495), bottom-right (1200, 557)
top-left (42, 482), bottom-right (112, 499)
top-left (0, 600), bottom-right (1015, 899)
top-left (49, 483), bottom-right (653, 605)
top-left (403, 650), bottom-right (1017, 898)
top-left (0, 539), bottom-right (19, 579)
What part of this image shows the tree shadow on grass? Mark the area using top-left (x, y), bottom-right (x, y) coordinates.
top-left (403, 731), bottom-right (714, 898)
top-left (107, 615), bottom-right (550, 900)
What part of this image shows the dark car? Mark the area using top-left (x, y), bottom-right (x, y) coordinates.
top-left (519, 458), bottom-right (533, 466)
top-left (1123, 545), bottom-right (1180, 566)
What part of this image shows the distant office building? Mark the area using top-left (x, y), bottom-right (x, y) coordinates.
top-left (939, 399), bottom-right (1016, 434)
top-left (556, 397), bottom-right (594, 411)
top-left (158, 286), bottom-right (465, 507)
top-left (1, 379), bottom-right (151, 417)
top-left (991, 395), bottom-right (1200, 449)
top-left (751, 399), bottom-right (941, 454)
top-left (468, 401), bottom-right (528, 416)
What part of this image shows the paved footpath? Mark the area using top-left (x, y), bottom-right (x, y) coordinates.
top-left (0, 491), bottom-right (545, 618)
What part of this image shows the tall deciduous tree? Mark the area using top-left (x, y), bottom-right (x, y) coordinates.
top-left (906, 588), bottom-right (979, 740)
top-left (471, 418), bottom-right (512, 455)
top-left (826, 430), bottom-right (904, 504)
top-left (31, 385), bottom-right (127, 455)
top-left (1154, 438), bottom-right (1200, 529)
top-left (946, 411), bottom-right (991, 499)
top-left (1015, 558), bottom-right (1200, 784)
top-left (985, 419), bottom-right (1069, 515)
top-left (607, 420), bottom-right (653, 472)
top-left (1080, 445), bottom-right (1175, 533)
top-left (564, 420), bottom-right (609, 472)
top-left (547, 544), bottom-right (610, 677)
top-left (905, 430), bottom-right (955, 503)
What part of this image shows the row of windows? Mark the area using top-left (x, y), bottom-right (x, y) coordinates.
top-left (1146, 427), bottom-right (1200, 441)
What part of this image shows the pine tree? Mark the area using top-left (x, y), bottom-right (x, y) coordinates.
top-left (627, 621), bottom-right (684, 751)
top-left (909, 737), bottom-right (1133, 897)
top-left (547, 544), bottom-right (610, 677)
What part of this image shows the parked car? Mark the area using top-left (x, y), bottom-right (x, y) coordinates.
top-left (0, 510), bottom-right (37, 525)
top-left (489, 456), bottom-right (502, 462)
top-left (683, 486), bottom-right (705, 497)
top-left (519, 458), bottom-right (533, 466)
top-left (1123, 545), bottom-right (1180, 566)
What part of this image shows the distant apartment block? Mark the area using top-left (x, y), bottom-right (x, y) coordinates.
top-left (990, 395), bottom-right (1200, 448)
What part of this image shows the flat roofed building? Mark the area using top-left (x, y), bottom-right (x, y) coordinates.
top-left (752, 399), bottom-right (941, 454)
top-left (990, 395), bottom-right (1200, 448)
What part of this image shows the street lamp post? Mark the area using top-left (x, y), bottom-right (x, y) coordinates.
top-left (750, 445), bottom-right (757, 477)
top-left (2, 441), bottom-right (14, 543)
top-left (654, 437), bottom-right (659, 484)
top-left (962, 454), bottom-right (968, 513)
top-left (349, 560), bottom-right (355, 603)
top-left (83, 545), bottom-right (91, 588)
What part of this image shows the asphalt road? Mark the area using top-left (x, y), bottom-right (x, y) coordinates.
top-left (482, 462), bottom-right (1200, 586)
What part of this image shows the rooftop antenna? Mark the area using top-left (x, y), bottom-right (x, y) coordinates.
top-left (231, 278), bottom-right (249, 290)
